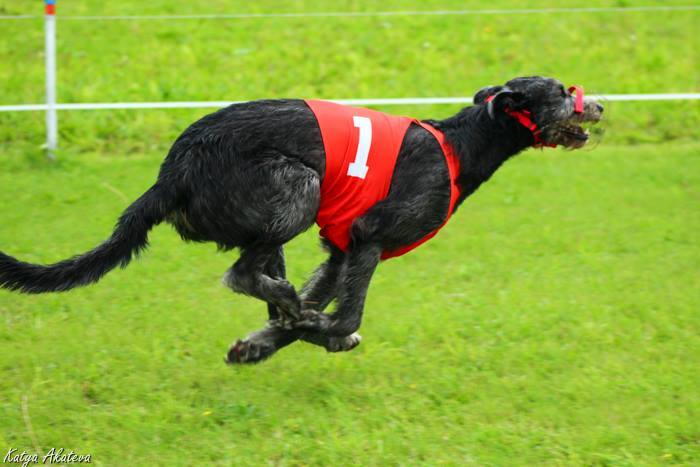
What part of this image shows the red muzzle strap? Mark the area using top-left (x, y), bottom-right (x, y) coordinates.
top-left (485, 84), bottom-right (585, 148)
top-left (569, 85), bottom-right (585, 114)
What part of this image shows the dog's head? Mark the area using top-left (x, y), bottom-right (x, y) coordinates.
top-left (473, 76), bottom-right (603, 149)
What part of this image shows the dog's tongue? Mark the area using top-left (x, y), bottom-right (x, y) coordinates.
top-left (568, 85), bottom-right (584, 113)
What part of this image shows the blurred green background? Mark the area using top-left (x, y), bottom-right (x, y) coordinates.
top-left (1, 1), bottom-right (698, 465)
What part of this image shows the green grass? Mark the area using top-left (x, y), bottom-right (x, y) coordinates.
top-left (1, 0), bottom-right (699, 465)
top-left (1, 0), bottom-right (699, 152)
top-left (1, 144), bottom-right (698, 465)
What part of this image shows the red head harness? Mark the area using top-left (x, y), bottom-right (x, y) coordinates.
top-left (486, 85), bottom-right (585, 148)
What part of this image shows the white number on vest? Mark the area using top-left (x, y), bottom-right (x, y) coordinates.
top-left (347, 116), bottom-right (372, 179)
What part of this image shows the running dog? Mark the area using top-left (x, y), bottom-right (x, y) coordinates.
top-left (0, 76), bottom-right (603, 364)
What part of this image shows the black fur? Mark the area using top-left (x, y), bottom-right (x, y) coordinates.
top-left (0, 76), bottom-right (602, 364)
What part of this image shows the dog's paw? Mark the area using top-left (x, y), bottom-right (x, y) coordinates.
top-left (324, 333), bottom-right (362, 353)
top-left (225, 338), bottom-right (276, 365)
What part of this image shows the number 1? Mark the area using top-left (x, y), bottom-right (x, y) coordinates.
top-left (347, 116), bottom-right (372, 179)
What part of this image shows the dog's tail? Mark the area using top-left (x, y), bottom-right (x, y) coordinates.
top-left (0, 182), bottom-right (177, 294)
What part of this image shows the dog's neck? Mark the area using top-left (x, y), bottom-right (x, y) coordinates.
top-left (427, 105), bottom-right (535, 202)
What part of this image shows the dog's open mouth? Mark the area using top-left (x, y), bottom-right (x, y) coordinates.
top-left (548, 111), bottom-right (604, 149)
top-left (557, 121), bottom-right (590, 141)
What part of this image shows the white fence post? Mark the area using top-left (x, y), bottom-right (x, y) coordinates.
top-left (44, 0), bottom-right (57, 159)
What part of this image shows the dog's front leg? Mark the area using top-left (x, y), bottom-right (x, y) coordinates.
top-left (297, 248), bottom-right (364, 351)
top-left (299, 241), bottom-right (346, 311)
top-left (295, 242), bottom-right (382, 337)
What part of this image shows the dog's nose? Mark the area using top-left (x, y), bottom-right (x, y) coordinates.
top-left (596, 103), bottom-right (604, 113)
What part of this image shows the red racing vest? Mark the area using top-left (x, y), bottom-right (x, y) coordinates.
top-left (306, 99), bottom-right (461, 260)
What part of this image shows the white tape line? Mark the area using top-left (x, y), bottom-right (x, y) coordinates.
top-left (1, 5), bottom-right (699, 21)
top-left (1, 94), bottom-right (699, 112)
top-left (598, 93), bottom-right (700, 101)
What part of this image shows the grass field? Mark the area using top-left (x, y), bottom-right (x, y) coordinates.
top-left (1, 1), bottom-right (699, 465)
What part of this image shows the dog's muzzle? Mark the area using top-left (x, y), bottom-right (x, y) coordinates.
top-left (487, 85), bottom-right (599, 149)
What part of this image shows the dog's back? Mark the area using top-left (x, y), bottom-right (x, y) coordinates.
top-left (160, 99), bottom-right (326, 249)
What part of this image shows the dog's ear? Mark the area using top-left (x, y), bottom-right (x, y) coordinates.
top-left (485, 88), bottom-right (526, 120)
top-left (473, 85), bottom-right (503, 105)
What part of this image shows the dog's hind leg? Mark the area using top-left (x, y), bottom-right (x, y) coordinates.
top-left (223, 244), bottom-right (301, 322)
top-left (263, 246), bottom-right (286, 321)
top-left (225, 246), bottom-right (301, 363)
top-left (225, 246), bottom-right (362, 365)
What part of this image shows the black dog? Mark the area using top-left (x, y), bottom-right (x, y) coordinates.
top-left (0, 76), bottom-right (602, 364)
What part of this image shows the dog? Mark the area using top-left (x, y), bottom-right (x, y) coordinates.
top-left (0, 76), bottom-right (603, 364)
